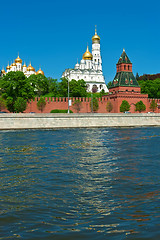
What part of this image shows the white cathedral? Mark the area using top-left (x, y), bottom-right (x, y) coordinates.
top-left (62, 28), bottom-right (108, 93)
top-left (1, 55), bottom-right (44, 77)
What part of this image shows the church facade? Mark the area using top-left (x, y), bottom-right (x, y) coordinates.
top-left (62, 28), bottom-right (108, 93)
top-left (1, 55), bottom-right (44, 77)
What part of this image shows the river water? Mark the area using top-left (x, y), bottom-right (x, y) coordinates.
top-left (0, 127), bottom-right (160, 240)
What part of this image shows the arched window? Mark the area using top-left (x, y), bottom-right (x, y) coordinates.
top-left (128, 65), bottom-right (130, 70)
top-left (124, 65), bottom-right (126, 70)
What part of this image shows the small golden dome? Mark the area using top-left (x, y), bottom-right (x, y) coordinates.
top-left (6, 64), bottom-right (10, 70)
top-left (83, 46), bottom-right (93, 60)
top-left (23, 62), bottom-right (27, 68)
top-left (15, 55), bottom-right (22, 64)
top-left (1, 69), bottom-right (5, 74)
top-left (37, 68), bottom-right (44, 75)
top-left (27, 63), bottom-right (35, 72)
top-left (92, 27), bottom-right (100, 42)
top-left (12, 62), bottom-right (16, 66)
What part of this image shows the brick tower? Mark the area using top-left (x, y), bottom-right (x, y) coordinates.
top-left (109, 49), bottom-right (140, 93)
top-left (108, 49), bottom-right (148, 113)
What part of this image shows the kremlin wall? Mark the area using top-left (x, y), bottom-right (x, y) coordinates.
top-left (23, 96), bottom-right (160, 114)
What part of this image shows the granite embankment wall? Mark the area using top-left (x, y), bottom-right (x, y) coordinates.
top-left (0, 113), bottom-right (160, 129)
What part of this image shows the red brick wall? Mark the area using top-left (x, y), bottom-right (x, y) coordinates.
top-left (2, 95), bottom-right (160, 113)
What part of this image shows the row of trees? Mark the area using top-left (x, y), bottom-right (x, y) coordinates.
top-left (119, 99), bottom-right (157, 113)
top-left (0, 71), bottom-right (93, 112)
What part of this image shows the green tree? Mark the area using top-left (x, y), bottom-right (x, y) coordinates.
top-left (0, 71), bottom-right (35, 112)
top-left (135, 100), bottom-right (146, 112)
top-left (73, 99), bottom-right (82, 113)
top-left (0, 97), bottom-right (6, 111)
top-left (107, 81), bottom-right (112, 88)
top-left (90, 96), bottom-right (99, 112)
top-left (28, 74), bottom-right (49, 96)
top-left (48, 78), bottom-right (59, 96)
top-left (136, 73), bottom-right (139, 80)
top-left (59, 78), bottom-right (87, 97)
top-left (138, 78), bottom-right (160, 98)
top-left (70, 79), bottom-right (87, 97)
top-left (150, 100), bottom-right (157, 112)
top-left (37, 97), bottom-right (46, 112)
top-left (120, 100), bottom-right (130, 112)
top-left (106, 101), bottom-right (113, 112)
top-left (14, 97), bottom-right (27, 113)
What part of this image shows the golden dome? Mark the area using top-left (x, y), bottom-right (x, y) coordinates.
top-left (6, 64), bottom-right (10, 70)
top-left (1, 69), bottom-right (5, 74)
top-left (92, 27), bottom-right (100, 42)
top-left (83, 46), bottom-right (93, 60)
top-left (15, 55), bottom-right (22, 64)
top-left (27, 63), bottom-right (35, 72)
top-left (23, 62), bottom-right (27, 68)
top-left (12, 62), bottom-right (16, 66)
top-left (37, 68), bottom-right (44, 75)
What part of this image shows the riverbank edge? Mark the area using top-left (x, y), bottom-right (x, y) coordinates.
top-left (0, 113), bottom-right (160, 129)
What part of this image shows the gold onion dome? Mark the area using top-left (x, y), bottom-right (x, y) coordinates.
top-left (15, 55), bottom-right (22, 64)
top-left (37, 68), bottom-right (44, 75)
top-left (6, 64), bottom-right (10, 70)
top-left (23, 62), bottom-right (27, 68)
top-left (92, 28), bottom-right (100, 42)
top-left (12, 62), bottom-right (16, 66)
top-left (27, 63), bottom-right (35, 71)
top-left (83, 46), bottom-right (93, 60)
top-left (1, 69), bottom-right (5, 74)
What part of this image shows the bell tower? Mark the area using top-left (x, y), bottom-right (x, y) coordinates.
top-left (92, 26), bottom-right (102, 71)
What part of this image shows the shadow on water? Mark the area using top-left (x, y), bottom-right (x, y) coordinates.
top-left (0, 127), bottom-right (160, 239)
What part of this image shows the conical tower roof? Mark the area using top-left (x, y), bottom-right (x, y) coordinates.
top-left (117, 49), bottom-right (131, 64)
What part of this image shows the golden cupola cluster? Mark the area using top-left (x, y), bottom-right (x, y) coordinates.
top-left (1, 54), bottom-right (45, 77)
top-left (83, 46), bottom-right (93, 60)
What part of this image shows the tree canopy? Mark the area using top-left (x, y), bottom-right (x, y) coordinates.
top-left (150, 100), bottom-right (157, 112)
top-left (138, 77), bottom-right (160, 98)
top-left (120, 100), bottom-right (130, 112)
top-left (135, 101), bottom-right (146, 113)
top-left (0, 71), bottom-right (35, 112)
top-left (59, 78), bottom-right (87, 97)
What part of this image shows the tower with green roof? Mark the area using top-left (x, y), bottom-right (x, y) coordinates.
top-left (109, 49), bottom-right (140, 91)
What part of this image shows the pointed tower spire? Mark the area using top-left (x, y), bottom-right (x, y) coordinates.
top-left (95, 25), bottom-right (97, 34)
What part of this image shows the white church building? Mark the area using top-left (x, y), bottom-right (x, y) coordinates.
top-left (62, 28), bottom-right (108, 93)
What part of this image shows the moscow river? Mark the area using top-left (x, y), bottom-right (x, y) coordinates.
top-left (0, 127), bottom-right (160, 240)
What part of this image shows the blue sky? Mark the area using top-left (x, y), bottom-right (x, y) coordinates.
top-left (0, 0), bottom-right (160, 83)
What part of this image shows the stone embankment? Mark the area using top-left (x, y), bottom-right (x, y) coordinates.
top-left (0, 113), bottom-right (160, 130)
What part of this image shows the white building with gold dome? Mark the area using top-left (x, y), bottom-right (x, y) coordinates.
top-left (1, 55), bottom-right (44, 77)
top-left (62, 28), bottom-right (108, 92)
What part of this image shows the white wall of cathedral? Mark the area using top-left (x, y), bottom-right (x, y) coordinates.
top-left (16, 63), bottom-right (22, 71)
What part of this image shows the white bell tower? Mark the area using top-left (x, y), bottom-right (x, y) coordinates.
top-left (92, 26), bottom-right (102, 71)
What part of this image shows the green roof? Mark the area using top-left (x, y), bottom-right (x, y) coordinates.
top-left (117, 50), bottom-right (131, 64)
top-left (109, 71), bottom-right (139, 88)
